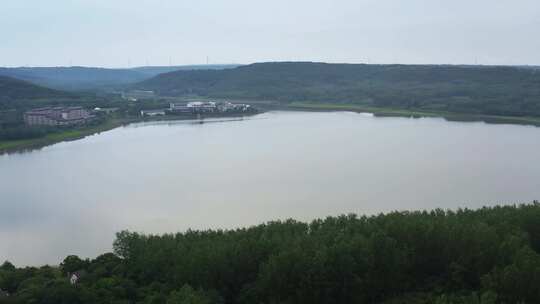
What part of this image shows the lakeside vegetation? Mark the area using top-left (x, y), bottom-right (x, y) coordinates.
top-left (1, 203), bottom-right (540, 304)
top-left (0, 107), bottom-right (259, 153)
top-left (0, 117), bottom-right (134, 153)
top-left (288, 102), bottom-right (540, 126)
top-left (3, 101), bottom-right (540, 153)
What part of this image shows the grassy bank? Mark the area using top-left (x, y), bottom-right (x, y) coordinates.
top-left (288, 102), bottom-right (540, 126)
top-left (0, 118), bottom-right (134, 154)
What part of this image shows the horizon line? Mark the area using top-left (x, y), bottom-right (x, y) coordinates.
top-left (1, 61), bottom-right (539, 69)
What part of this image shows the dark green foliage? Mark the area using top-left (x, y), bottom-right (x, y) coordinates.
top-left (0, 76), bottom-right (70, 103)
top-left (166, 284), bottom-right (214, 304)
top-left (137, 62), bottom-right (540, 117)
top-left (0, 75), bottom-right (132, 112)
top-left (0, 114), bottom-right (108, 142)
top-left (2, 203), bottom-right (540, 303)
top-left (0, 126), bottom-right (50, 141)
top-left (0, 262), bottom-right (15, 272)
top-left (0, 75), bottom-right (94, 113)
top-left (60, 256), bottom-right (89, 275)
top-left (482, 247), bottom-right (540, 303)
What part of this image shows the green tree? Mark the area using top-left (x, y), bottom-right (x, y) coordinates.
top-left (166, 285), bottom-right (212, 304)
top-left (60, 255), bottom-right (88, 275)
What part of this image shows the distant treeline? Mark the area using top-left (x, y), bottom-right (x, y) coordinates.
top-left (2, 203), bottom-right (540, 303)
top-left (137, 62), bottom-right (540, 117)
top-left (0, 65), bottom-right (241, 91)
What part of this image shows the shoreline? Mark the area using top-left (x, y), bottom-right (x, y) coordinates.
top-left (3, 104), bottom-right (540, 154)
top-left (286, 102), bottom-right (540, 127)
top-left (0, 118), bottom-right (136, 155)
top-left (0, 112), bottom-right (260, 154)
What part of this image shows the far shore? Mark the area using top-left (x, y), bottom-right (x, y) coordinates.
top-left (0, 112), bottom-right (260, 154)
top-left (0, 118), bottom-right (134, 154)
top-left (2, 103), bottom-right (540, 154)
top-left (285, 102), bottom-right (540, 127)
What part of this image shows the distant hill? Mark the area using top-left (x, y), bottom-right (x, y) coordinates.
top-left (0, 76), bottom-right (75, 110)
top-left (0, 75), bottom-right (69, 99)
top-left (0, 65), bottom-right (240, 91)
top-left (136, 62), bottom-right (540, 117)
top-left (130, 64), bottom-right (241, 78)
top-left (0, 67), bottom-right (144, 91)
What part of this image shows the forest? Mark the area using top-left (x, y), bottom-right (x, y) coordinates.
top-left (1, 203), bottom-right (539, 304)
top-left (137, 62), bottom-right (540, 118)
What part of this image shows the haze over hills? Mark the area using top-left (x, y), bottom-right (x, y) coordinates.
top-left (0, 76), bottom-right (72, 103)
top-left (0, 75), bottom-right (85, 111)
top-left (136, 62), bottom-right (540, 117)
top-left (0, 64), bottom-right (240, 91)
top-left (129, 64), bottom-right (241, 78)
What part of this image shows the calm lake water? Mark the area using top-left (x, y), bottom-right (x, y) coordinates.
top-left (1, 111), bottom-right (540, 266)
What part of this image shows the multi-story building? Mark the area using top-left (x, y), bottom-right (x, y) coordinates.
top-left (24, 107), bottom-right (93, 126)
top-left (217, 102), bottom-right (252, 112)
top-left (187, 101), bottom-right (217, 113)
top-left (169, 103), bottom-right (192, 113)
top-left (169, 101), bottom-right (217, 113)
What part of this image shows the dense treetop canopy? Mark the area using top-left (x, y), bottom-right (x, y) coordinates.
top-left (1, 203), bottom-right (540, 303)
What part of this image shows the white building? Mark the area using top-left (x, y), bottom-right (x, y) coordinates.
top-left (187, 101), bottom-right (217, 112)
top-left (140, 109), bottom-right (166, 117)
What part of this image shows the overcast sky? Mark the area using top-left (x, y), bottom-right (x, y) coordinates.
top-left (1, 0), bottom-right (539, 67)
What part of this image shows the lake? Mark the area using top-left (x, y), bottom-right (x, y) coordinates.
top-left (1, 111), bottom-right (540, 266)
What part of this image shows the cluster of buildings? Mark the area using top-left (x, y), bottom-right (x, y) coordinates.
top-left (170, 101), bottom-right (252, 114)
top-left (23, 106), bottom-right (94, 126)
top-left (20, 100), bottom-right (254, 127)
top-left (140, 101), bottom-right (254, 117)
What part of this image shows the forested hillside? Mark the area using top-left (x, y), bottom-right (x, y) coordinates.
top-left (0, 76), bottom-right (74, 110)
top-left (137, 62), bottom-right (540, 117)
top-left (1, 203), bottom-right (540, 304)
